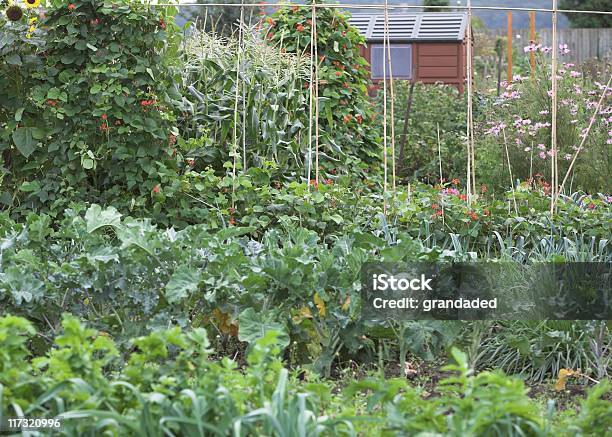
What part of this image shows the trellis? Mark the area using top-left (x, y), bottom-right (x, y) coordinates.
top-left (157, 1), bottom-right (612, 217)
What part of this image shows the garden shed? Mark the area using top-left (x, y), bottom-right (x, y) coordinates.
top-left (349, 13), bottom-right (470, 93)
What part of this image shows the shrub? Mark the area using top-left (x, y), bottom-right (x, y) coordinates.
top-left (0, 0), bottom-right (180, 217)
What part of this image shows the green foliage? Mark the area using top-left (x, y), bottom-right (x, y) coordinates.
top-left (0, 0), bottom-right (180, 217)
top-left (474, 321), bottom-right (610, 382)
top-left (0, 185), bottom-right (609, 380)
top-left (384, 82), bottom-right (468, 183)
top-left (180, 0), bottom-right (260, 36)
top-left (265, 1), bottom-right (381, 169)
top-left (345, 347), bottom-right (611, 436)
top-left (423, 0), bottom-right (450, 13)
top-left (1, 2), bottom-right (610, 432)
top-left (572, 380), bottom-right (612, 435)
top-left (1, 317), bottom-right (610, 436)
top-left (179, 24), bottom-right (310, 174)
top-left (477, 49), bottom-right (611, 193)
top-left (560, 1), bottom-right (612, 28)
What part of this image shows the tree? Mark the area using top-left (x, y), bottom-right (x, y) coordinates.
top-left (559, 1), bottom-right (611, 28)
top-left (423, 0), bottom-right (450, 13)
top-left (180, 0), bottom-right (260, 36)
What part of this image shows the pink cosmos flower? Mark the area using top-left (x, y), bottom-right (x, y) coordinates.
top-left (523, 44), bottom-right (540, 53)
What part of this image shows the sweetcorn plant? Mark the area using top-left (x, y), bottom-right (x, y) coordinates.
top-left (179, 23), bottom-right (311, 172)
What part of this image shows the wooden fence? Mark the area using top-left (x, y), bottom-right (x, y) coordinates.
top-left (480, 28), bottom-right (612, 64)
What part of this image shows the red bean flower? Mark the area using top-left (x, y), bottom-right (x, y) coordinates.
top-left (152, 185), bottom-right (160, 194)
top-left (68, 4), bottom-right (76, 10)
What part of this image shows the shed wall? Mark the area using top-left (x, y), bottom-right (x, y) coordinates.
top-left (360, 41), bottom-right (467, 94)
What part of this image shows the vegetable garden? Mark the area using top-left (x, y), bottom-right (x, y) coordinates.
top-left (0, 0), bottom-right (610, 435)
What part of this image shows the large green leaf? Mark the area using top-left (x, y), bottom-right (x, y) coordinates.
top-left (85, 205), bottom-right (122, 233)
top-left (238, 308), bottom-right (289, 348)
top-left (165, 265), bottom-right (201, 303)
top-left (12, 127), bottom-right (37, 158)
top-left (0, 267), bottom-right (44, 305)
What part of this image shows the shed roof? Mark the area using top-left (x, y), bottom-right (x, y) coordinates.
top-left (349, 13), bottom-right (468, 42)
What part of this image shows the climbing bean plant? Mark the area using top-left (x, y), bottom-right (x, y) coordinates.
top-left (0, 0), bottom-right (181, 217)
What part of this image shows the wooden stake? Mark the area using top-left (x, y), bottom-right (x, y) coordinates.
top-left (466, 0), bottom-right (475, 201)
top-left (550, 0), bottom-right (558, 215)
top-left (384, 2), bottom-right (396, 191)
top-left (313, 5), bottom-right (320, 187)
top-left (231, 1), bottom-right (245, 209)
top-left (437, 123), bottom-right (445, 226)
top-left (307, 3), bottom-right (315, 190)
top-left (507, 12), bottom-right (513, 83)
top-left (502, 127), bottom-right (519, 214)
top-left (382, 1), bottom-right (389, 213)
top-left (529, 11), bottom-right (536, 77)
top-left (397, 72), bottom-right (416, 176)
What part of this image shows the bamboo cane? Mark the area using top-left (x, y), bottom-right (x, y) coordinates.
top-left (550, 0), bottom-right (558, 214)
